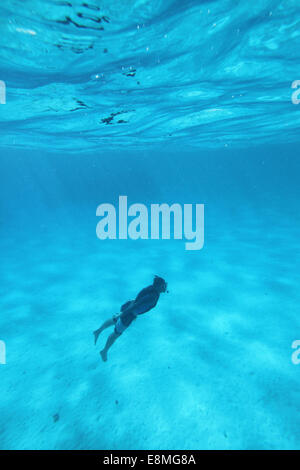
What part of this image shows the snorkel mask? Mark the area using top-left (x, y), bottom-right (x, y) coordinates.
top-left (154, 275), bottom-right (169, 293)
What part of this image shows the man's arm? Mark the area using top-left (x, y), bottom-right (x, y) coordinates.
top-left (122, 294), bottom-right (157, 315)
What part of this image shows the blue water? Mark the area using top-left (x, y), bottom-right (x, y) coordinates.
top-left (0, 0), bottom-right (300, 450)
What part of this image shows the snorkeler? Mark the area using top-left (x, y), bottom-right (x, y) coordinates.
top-left (93, 275), bottom-right (168, 362)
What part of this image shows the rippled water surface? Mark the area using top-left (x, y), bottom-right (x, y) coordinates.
top-left (1, 0), bottom-right (300, 151)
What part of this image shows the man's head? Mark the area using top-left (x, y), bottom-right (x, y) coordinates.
top-left (153, 275), bottom-right (168, 293)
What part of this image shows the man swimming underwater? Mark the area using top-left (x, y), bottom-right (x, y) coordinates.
top-left (93, 275), bottom-right (168, 362)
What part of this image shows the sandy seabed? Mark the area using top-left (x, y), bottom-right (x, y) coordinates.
top-left (0, 212), bottom-right (299, 450)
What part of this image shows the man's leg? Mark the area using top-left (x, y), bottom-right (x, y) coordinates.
top-left (93, 315), bottom-right (119, 345)
top-left (100, 331), bottom-right (119, 362)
